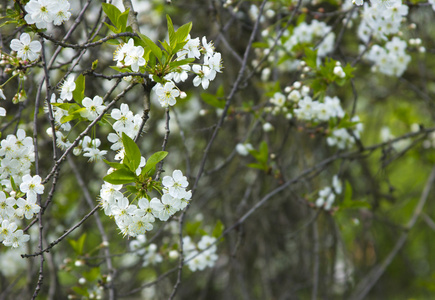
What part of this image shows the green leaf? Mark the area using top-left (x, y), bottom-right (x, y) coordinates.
top-left (122, 133), bottom-right (142, 172)
top-left (51, 102), bottom-right (73, 110)
top-left (212, 220), bottom-right (224, 238)
top-left (118, 9), bottom-right (130, 32)
top-left (83, 267), bottom-right (101, 282)
top-left (339, 181), bottom-right (370, 209)
top-left (69, 233), bottom-right (87, 255)
top-left (103, 159), bottom-right (128, 171)
top-left (59, 107), bottom-right (86, 123)
top-left (296, 13), bottom-right (306, 25)
top-left (169, 58), bottom-right (195, 69)
top-left (175, 22), bottom-right (192, 43)
top-left (216, 85), bottom-right (225, 97)
top-left (185, 221), bottom-right (201, 236)
top-left (109, 66), bottom-right (132, 73)
top-left (137, 32), bottom-right (162, 62)
top-left (72, 286), bottom-right (89, 297)
top-left (252, 42), bottom-right (270, 48)
top-left (247, 162), bottom-right (267, 170)
top-left (10, 176), bottom-right (18, 192)
top-left (142, 151), bottom-right (168, 175)
top-left (103, 169), bottom-right (137, 185)
top-left (102, 3), bottom-right (122, 28)
top-left (160, 40), bottom-right (171, 53)
top-left (125, 185), bottom-right (139, 194)
top-left (259, 141), bottom-right (268, 164)
top-left (304, 48), bottom-right (318, 70)
top-left (91, 59), bottom-right (98, 70)
top-left (201, 93), bottom-right (225, 109)
top-left (172, 41), bottom-right (187, 54)
top-left (166, 15), bottom-right (176, 49)
top-left (104, 22), bottom-right (120, 34)
top-left (72, 74), bottom-right (85, 104)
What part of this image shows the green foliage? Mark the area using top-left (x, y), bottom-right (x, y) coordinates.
top-left (247, 141), bottom-right (270, 172)
top-left (185, 221), bottom-right (202, 236)
top-left (72, 75), bottom-right (85, 104)
top-left (69, 233), bottom-right (87, 255)
top-left (201, 85), bottom-right (226, 108)
top-left (141, 151), bottom-right (168, 175)
top-left (103, 168), bottom-right (137, 185)
top-left (212, 220), bottom-right (224, 238)
top-left (122, 133), bottom-right (142, 172)
top-left (138, 32), bottom-right (163, 63)
top-left (339, 182), bottom-right (371, 210)
top-left (102, 3), bottom-right (130, 33)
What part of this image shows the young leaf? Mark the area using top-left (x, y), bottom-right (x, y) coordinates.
top-left (10, 176), bottom-right (18, 192)
top-left (166, 15), bottom-right (176, 49)
top-left (201, 93), bottom-right (225, 109)
top-left (185, 221), bottom-right (202, 236)
top-left (212, 220), bottom-right (224, 238)
top-left (172, 41), bottom-right (188, 54)
top-left (142, 151), bottom-right (168, 175)
top-left (103, 159), bottom-right (128, 171)
top-left (104, 22), bottom-right (120, 34)
top-left (169, 58), bottom-right (195, 69)
top-left (304, 48), bottom-right (318, 70)
top-left (102, 3), bottom-right (122, 28)
top-left (72, 75), bottom-right (85, 104)
top-left (247, 162), bottom-right (267, 171)
top-left (118, 9), bottom-right (130, 32)
top-left (122, 133), bottom-right (141, 172)
top-left (125, 185), bottom-right (139, 194)
top-left (259, 141), bottom-right (269, 164)
top-left (176, 22), bottom-right (192, 43)
top-left (103, 169), bottom-right (137, 185)
top-left (137, 32), bottom-right (162, 62)
top-left (69, 233), bottom-right (87, 255)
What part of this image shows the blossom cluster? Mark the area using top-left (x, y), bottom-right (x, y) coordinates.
top-left (99, 169), bottom-right (191, 237)
top-left (266, 82), bottom-right (363, 150)
top-left (255, 20), bottom-right (336, 82)
top-left (154, 35), bottom-right (223, 108)
top-left (125, 235), bottom-right (164, 267)
top-left (315, 175), bottom-right (342, 211)
top-left (24, 0), bottom-right (72, 28)
top-left (364, 37), bottom-right (411, 77)
top-left (0, 129), bottom-right (36, 189)
top-left (284, 20), bottom-right (335, 59)
top-left (294, 95), bottom-right (345, 122)
top-left (108, 103), bottom-right (143, 152)
top-left (44, 76), bottom-right (109, 161)
top-left (126, 232), bottom-right (219, 272)
top-left (0, 130), bottom-right (44, 248)
top-left (326, 117), bottom-right (363, 150)
top-left (114, 39), bottom-right (146, 72)
top-left (356, 0), bottom-right (408, 41)
top-left (183, 235), bottom-right (218, 272)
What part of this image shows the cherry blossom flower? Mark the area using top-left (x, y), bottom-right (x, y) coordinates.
top-left (155, 82), bottom-right (180, 108)
top-left (60, 76), bottom-right (76, 101)
top-left (19, 174), bottom-right (44, 197)
top-left (162, 170), bottom-right (189, 198)
top-left (16, 197), bottom-right (40, 219)
top-left (24, 0), bottom-right (56, 28)
top-left (80, 96), bottom-right (106, 121)
top-left (10, 33), bottom-right (41, 62)
top-left (124, 44), bottom-right (146, 72)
